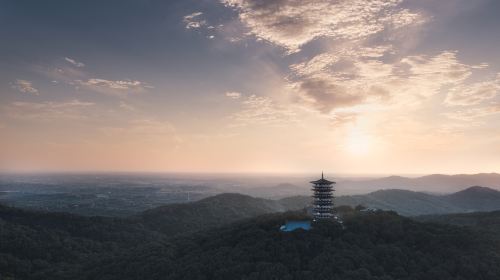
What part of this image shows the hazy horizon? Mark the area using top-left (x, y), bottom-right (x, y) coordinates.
top-left (1, 170), bottom-right (499, 178)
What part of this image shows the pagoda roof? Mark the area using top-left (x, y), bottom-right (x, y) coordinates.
top-left (310, 172), bottom-right (336, 185)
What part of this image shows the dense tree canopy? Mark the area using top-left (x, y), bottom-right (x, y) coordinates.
top-left (2, 202), bottom-right (500, 280)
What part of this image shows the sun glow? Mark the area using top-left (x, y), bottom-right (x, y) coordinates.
top-left (344, 128), bottom-right (372, 156)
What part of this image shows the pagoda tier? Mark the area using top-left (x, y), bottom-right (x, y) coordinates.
top-left (311, 173), bottom-right (336, 221)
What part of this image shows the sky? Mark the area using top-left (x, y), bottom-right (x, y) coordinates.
top-left (1, 0), bottom-right (500, 174)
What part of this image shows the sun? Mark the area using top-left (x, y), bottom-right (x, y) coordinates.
top-left (344, 128), bottom-right (372, 156)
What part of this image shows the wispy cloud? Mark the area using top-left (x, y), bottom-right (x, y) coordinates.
top-left (222, 0), bottom-right (426, 53)
top-left (11, 79), bottom-right (39, 95)
top-left (445, 74), bottom-right (500, 106)
top-left (208, 0), bottom-right (499, 132)
top-left (4, 100), bottom-right (94, 121)
top-left (211, 0), bottom-right (434, 120)
top-left (183, 12), bottom-right (206, 29)
top-left (37, 63), bottom-right (152, 97)
top-left (230, 94), bottom-right (298, 127)
top-left (225, 91), bottom-right (242, 99)
top-left (64, 57), bottom-right (85, 68)
top-left (119, 101), bottom-right (137, 111)
top-left (289, 50), bottom-right (479, 114)
top-left (75, 78), bottom-right (152, 95)
top-left (444, 103), bottom-right (500, 121)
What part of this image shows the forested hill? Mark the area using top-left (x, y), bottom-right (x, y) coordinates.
top-left (137, 193), bottom-right (307, 235)
top-left (0, 204), bottom-right (165, 279)
top-left (330, 186), bottom-right (500, 216)
top-left (137, 186), bottom-right (500, 236)
top-left (86, 211), bottom-right (500, 280)
top-left (2, 201), bottom-right (500, 279)
top-left (416, 210), bottom-right (500, 234)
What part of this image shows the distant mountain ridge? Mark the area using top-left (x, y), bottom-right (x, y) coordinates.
top-left (337, 173), bottom-right (500, 194)
top-left (271, 186), bottom-right (500, 216)
top-left (334, 186), bottom-right (500, 216)
top-left (237, 173), bottom-right (500, 199)
top-left (136, 186), bottom-right (500, 236)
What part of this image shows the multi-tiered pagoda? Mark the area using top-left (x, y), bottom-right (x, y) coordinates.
top-left (311, 172), bottom-right (335, 221)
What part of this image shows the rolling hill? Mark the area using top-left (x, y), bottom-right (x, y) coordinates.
top-left (3, 194), bottom-right (500, 279)
top-left (137, 186), bottom-right (500, 236)
top-left (336, 189), bottom-right (461, 216)
top-left (416, 210), bottom-right (500, 235)
top-left (285, 186), bottom-right (500, 216)
top-left (337, 173), bottom-right (500, 194)
top-left (0, 204), bottom-right (165, 279)
top-left (85, 211), bottom-right (500, 280)
top-left (137, 193), bottom-right (309, 235)
top-left (231, 173), bottom-right (500, 199)
top-left (443, 186), bottom-right (500, 212)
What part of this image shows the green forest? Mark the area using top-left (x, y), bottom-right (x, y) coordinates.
top-left (2, 196), bottom-right (500, 280)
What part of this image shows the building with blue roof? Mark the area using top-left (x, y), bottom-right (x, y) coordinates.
top-left (280, 220), bottom-right (312, 232)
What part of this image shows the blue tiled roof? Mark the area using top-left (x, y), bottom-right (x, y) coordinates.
top-left (280, 220), bottom-right (311, 232)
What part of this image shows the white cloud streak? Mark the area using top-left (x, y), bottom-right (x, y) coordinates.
top-left (225, 91), bottom-right (242, 99)
top-left (183, 12), bottom-right (206, 29)
top-left (76, 78), bottom-right (150, 94)
top-left (11, 79), bottom-right (39, 95)
top-left (64, 57), bottom-right (85, 68)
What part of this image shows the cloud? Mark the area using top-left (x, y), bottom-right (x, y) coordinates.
top-left (329, 111), bottom-right (358, 126)
top-left (444, 103), bottom-right (500, 121)
top-left (36, 62), bottom-right (151, 97)
top-left (4, 100), bottom-right (94, 121)
top-left (11, 79), bottom-right (39, 95)
top-left (39, 65), bottom-right (87, 83)
top-left (225, 91), bottom-right (242, 99)
top-left (292, 78), bottom-right (365, 113)
top-left (195, 0), bottom-right (498, 130)
top-left (230, 94), bottom-right (298, 127)
top-left (183, 12), bottom-right (206, 29)
top-left (222, 0), bottom-right (426, 52)
top-left (445, 74), bottom-right (500, 106)
top-left (215, 0), bottom-right (444, 118)
top-left (75, 78), bottom-right (151, 95)
top-left (102, 119), bottom-right (176, 136)
top-left (119, 101), bottom-right (137, 111)
top-left (81, 79), bottom-right (142, 90)
top-left (64, 57), bottom-right (85, 67)
top-left (289, 50), bottom-right (478, 114)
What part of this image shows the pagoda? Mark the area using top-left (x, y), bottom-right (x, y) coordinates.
top-left (311, 172), bottom-right (335, 221)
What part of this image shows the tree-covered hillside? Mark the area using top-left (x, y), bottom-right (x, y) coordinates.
top-left (137, 193), bottom-right (308, 235)
top-left (416, 210), bottom-right (500, 235)
top-left (2, 201), bottom-right (500, 279)
top-left (333, 186), bottom-right (500, 216)
top-left (85, 211), bottom-right (500, 280)
top-left (0, 204), bottom-right (165, 279)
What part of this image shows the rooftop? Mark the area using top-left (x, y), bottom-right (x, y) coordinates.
top-left (310, 172), bottom-right (335, 185)
top-left (280, 220), bottom-right (312, 232)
